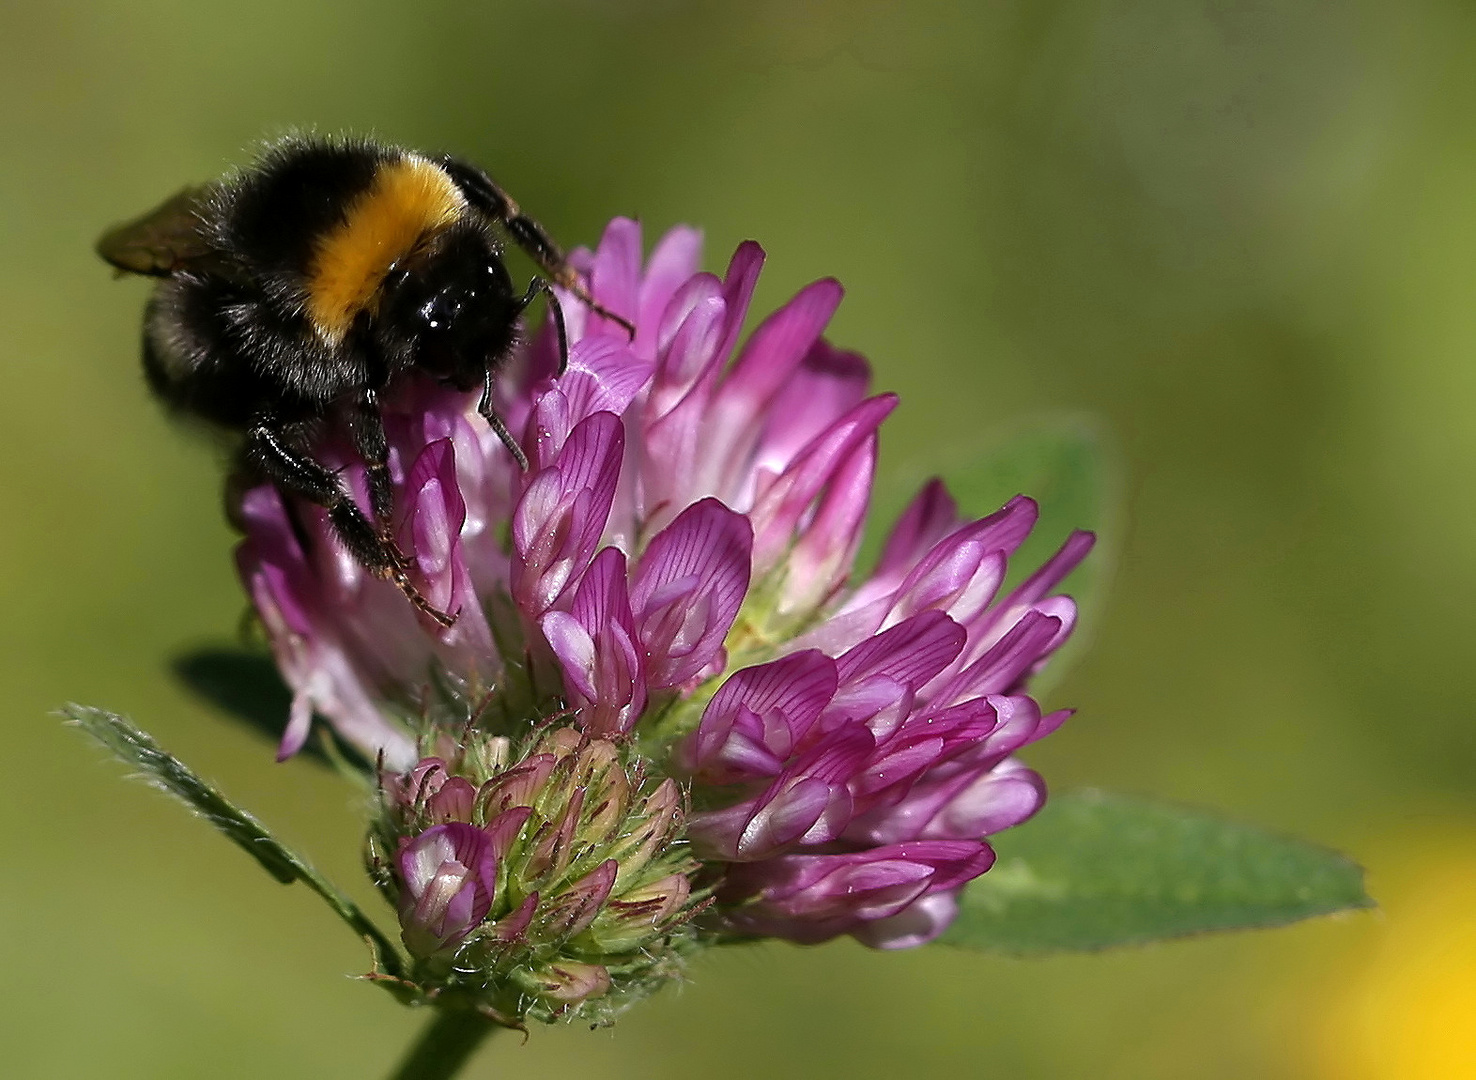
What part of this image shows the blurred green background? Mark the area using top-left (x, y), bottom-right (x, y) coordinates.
top-left (4, 1), bottom-right (1474, 1076)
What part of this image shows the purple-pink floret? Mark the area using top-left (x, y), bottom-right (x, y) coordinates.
top-left (397, 822), bottom-right (498, 958)
top-left (235, 219), bottom-right (1093, 950)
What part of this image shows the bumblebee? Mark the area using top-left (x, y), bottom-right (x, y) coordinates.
top-left (98, 135), bottom-right (629, 624)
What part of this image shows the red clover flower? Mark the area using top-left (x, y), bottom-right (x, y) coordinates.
top-left (234, 218), bottom-right (1093, 1018)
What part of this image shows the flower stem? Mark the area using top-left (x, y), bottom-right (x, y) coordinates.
top-left (388, 1008), bottom-right (499, 1080)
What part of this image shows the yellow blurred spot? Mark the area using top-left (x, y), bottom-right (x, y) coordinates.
top-left (1314, 848), bottom-right (1476, 1079)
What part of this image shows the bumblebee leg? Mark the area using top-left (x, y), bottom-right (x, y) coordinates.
top-left (478, 367), bottom-right (529, 472)
top-left (341, 389), bottom-right (395, 525)
top-left (514, 277), bottom-right (569, 375)
top-left (437, 156), bottom-right (636, 339)
top-left (245, 418), bottom-right (456, 628)
top-left (245, 419), bottom-right (389, 568)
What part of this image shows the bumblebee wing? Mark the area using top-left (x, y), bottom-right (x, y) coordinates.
top-left (95, 185), bottom-right (217, 276)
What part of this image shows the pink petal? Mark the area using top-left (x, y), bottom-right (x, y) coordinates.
top-left (636, 226), bottom-right (705, 357)
top-left (632, 499), bottom-right (753, 688)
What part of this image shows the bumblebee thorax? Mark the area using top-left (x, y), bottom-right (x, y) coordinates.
top-left (305, 156), bottom-right (468, 345)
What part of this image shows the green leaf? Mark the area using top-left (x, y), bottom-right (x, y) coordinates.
top-left (866, 417), bottom-right (1122, 695)
top-left (65, 704), bottom-right (405, 978)
top-left (938, 790), bottom-right (1373, 954)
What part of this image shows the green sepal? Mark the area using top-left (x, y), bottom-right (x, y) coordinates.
top-left (65, 703), bottom-right (407, 979)
top-left (938, 789), bottom-right (1373, 954)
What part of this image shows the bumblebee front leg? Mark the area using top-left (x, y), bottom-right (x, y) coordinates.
top-left (438, 156), bottom-right (635, 338)
top-left (245, 417), bottom-right (456, 628)
top-left (477, 274), bottom-right (583, 465)
top-left (514, 276), bottom-right (569, 374)
top-left (341, 389), bottom-right (395, 525)
top-left (478, 366), bottom-right (529, 472)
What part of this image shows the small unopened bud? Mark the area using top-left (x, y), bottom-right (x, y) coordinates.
top-left (475, 755), bottom-right (557, 817)
top-left (487, 891), bottom-right (538, 943)
top-left (536, 859), bottom-right (617, 940)
top-left (428, 777), bottom-right (476, 823)
top-left (608, 778), bottom-right (682, 885)
top-left (529, 961), bottom-right (612, 1003)
top-left (595, 873), bottom-right (694, 952)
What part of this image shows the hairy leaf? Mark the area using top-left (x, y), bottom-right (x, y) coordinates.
top-left (939, 790), bottom-right (1372, 954)
top-left (66, 704), bottom-right (404, 977)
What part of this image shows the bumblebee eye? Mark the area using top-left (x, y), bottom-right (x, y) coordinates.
top-left (417, 292), bottom-right (462, 332)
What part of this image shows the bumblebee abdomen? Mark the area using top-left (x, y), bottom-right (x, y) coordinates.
top-left (145, 270), bottom-right (364, 426)
top-left (143, 274), bottom-right (280, 427)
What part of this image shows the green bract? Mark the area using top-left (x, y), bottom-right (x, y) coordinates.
top-left (370, 725), bottom-right (705, 1026)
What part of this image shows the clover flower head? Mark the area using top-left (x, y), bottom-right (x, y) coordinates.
top-left (235, 217), bottom-right (1092, 1019)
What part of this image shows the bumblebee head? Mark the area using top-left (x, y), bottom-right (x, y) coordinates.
top-left (378, 224), bottom-right (520, 388)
